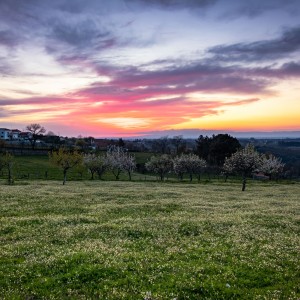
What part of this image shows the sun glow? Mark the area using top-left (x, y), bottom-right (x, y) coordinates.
top-left (99, 117), bottom-right (150, 129)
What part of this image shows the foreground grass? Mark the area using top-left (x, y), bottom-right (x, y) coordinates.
top-left (0, 181), bottom-right (299, 299)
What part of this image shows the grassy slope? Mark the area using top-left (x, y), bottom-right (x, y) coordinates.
top-left (10, 153), bottom-right (153, 182)
top-left (0, 181), bottom-right (299, 299)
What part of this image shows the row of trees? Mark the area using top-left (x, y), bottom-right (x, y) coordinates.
top-left (49, 146), bottom-right (136, 185)
top-left (49, 144), bottom-right (284, 190)
top-left (146, 154), bottom-right (207, 181)
top-left (50, 148), bottom-right (208, 184)
top-left (1, 143), bottom-right (285, 191)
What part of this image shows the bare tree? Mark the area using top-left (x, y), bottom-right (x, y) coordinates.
top-left (26, 123), bottom-right (46, 149)
top-left (172, 135), bottom-right (184, 155)
top-left (153, 136), bottom-right (170, 154)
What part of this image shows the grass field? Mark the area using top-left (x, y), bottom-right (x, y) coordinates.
top-left (0, 180), bottom-right (299, 299)
top-left (9, 153), bottom-right (154, 182)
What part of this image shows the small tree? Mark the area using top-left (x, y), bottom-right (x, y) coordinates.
top-left (173, 153), bottom-right (206, 181)
top-left (105, 146), bottom-right (124, 180)
top-left (122, 153), bottom-right (136, 181)
top-left (260, 154), bottom-right (285, 180)
top-left (0, 152), bottom-right (14, 184)
top-left (26, 123), bottom-right (46, 149)
top-left (173, 155), bottom-right (186, 181)
top-left (49, 148), bottom-right (83, 185)
top-left (145, 155), bottom-right (173, 181)
top-left (105, 146), bottom-right (136, 180)
top-left (192, 157), bottom-right (207, 182)
top-left (223, 144), bottom-right (261, 191)
top-left (83, 154), bottom-right (107, 180)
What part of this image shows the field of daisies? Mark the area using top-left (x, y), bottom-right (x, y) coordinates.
top-left (0, 180), bottom-right (299, 299)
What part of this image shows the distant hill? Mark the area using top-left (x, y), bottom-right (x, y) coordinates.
top-left (132, 129), bottom-right (300, 139)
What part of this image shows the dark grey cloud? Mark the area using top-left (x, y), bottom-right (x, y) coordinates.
top-left (75, 56), bottom-right (300, 103)
top-left (209, 26), bottom-right (300, 61)
top-left (0, 97), bottom-right (71, 106)
top-left (128, 0), bottom-right (217, 9)
top-left (50, 19), bottom-right (112, 48)
top-left (0, 0), bottom-right (118, 51)
top-left (248, 62), bottom-right (300, 78)
top-left (218, 0), bottom-right (300, 19)
top-left (76, 61), bottom-right (271, 99)
top-left (0, 30), bottom-right (20, 47)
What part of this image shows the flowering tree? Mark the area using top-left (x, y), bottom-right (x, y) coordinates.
top-left (49, 148), bottom-right (83, 185)
top-left (105, 146), bottom-right (136, 180)
top-left (121, 153), bottom-right (136, 181)
top-left (173, 154), bottom-right (207, 181)
top-left (223, 144), bottom-right (261, 191)
top-left (0, 152), bottom-right (14, 184)
top-left (192, 157), bottom-right (207, 181)
top-left (173, 155), bottom-right (186, 180)
top-left (145, 155), bottom-right (173, 181)
top-left (260, 154), bottom-right (285, 180)
top-left (83, 154), bottom-right (107, 180)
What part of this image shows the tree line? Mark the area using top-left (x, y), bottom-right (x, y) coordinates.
top-left (1, 131), bottom-right (285, 190)
top-left (46, 144), bottom-right (285, 190)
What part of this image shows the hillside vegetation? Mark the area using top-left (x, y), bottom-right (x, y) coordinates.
top-left (0, 181), bottom-right (299, 299)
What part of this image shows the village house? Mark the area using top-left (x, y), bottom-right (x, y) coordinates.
top-left (0, 128), bottom-right (11, 140)
top-left (10, 129), bottom-right (22, 140)
top-left (0, 128), bottom-right (32, 141)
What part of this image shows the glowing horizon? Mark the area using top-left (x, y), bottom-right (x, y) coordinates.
top-left (1, 0), bottom-right (300, 137)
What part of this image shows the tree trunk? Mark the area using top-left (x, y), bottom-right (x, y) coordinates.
top-left (31, 139), bottom-right (36, 150)
top-left (242, 175), bottom-right (246, 191)
top-left (8, 166), bottom-right (12, 185)
top-left (189, 173), bottom-right (193, 182)
top-left (128, 171), bottom-right (132, 181)
top-left (63, 170), bottom-right (67, 185)
top-left (91, 171), bottom-right (94, 180)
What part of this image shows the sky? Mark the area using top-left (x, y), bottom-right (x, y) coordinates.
top-left (0, 0), bottom-right (300, 138)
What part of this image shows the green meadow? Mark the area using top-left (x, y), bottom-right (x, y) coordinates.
top-left (0, 180), bottom-right (299, 299)
top-left (10, 153), bottom-right (153, 182)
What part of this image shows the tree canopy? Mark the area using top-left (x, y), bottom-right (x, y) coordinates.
top-left (196, 134), bottom-right (241, 165)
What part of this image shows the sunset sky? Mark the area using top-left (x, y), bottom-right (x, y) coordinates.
top-left (1, 0), bottom-right (300, 137)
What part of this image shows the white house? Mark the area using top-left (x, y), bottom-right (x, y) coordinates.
top-left (0, 128), bottom-right (11, 140)
top-left (10, 129), bottom-right (21, 140)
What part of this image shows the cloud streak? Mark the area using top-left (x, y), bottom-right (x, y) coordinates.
top-left (209, 26), bottom-right (300, 62)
